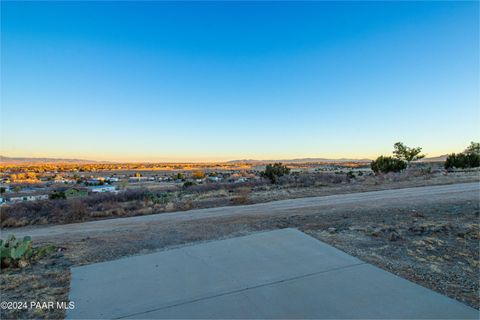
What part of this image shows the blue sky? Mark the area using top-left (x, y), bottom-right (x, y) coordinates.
top-left (1, 1), bottom-right (478, 162)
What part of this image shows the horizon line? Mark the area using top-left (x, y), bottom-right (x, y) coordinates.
top-left (0, 153), bottom-right (452, 164)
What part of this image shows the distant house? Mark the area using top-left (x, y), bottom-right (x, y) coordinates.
top-left (128, 176), bottom-right (153, 182)
top-left (8, 196), bottom-right (23, 203)
top-left (31, 194), bottom-right (49, 201)
top-left (53, 175), bottom-right (66, 183)
top-left (87, 178), bottom-right (106, 184)
top-left (65, 188), bottom-right (88, 199)
top-left (88, 185), bottom-right (117, 193)
top-left (8, 194), bottom-right (49, 203)
top-left (53, 179), bottom-right (76, 184)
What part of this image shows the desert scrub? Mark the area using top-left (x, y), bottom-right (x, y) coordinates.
top-left (1, 235), bottom-right (56, 269)
top-left (371, 156), bottom-right (407, 174)
top-left (183, 181), bottom-right (196, 188)
top-left (231, 187), bottom-right (252, 205)
top-left (143, 191), bottom-right (173, 206)
top-left (262, 163), bottom-right (291, 183)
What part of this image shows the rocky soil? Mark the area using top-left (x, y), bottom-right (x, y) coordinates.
top-left (1, 181), bottom-right (479, 319)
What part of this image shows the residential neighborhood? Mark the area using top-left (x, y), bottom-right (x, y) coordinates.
top-left (0, 163), bottom-right (280, 205)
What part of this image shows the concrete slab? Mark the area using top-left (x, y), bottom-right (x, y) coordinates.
top-left (68, 228), bottom-right (478, 319)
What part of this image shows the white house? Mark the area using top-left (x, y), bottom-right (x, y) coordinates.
top-left (8, 194), bottom-right (49, 203)
top-left (88, 185), bottom-right (117, 193)
top-left (53, 179), bottom-right (76, 184)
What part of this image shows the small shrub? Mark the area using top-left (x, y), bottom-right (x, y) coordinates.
top-left (445, 152), bottom-right (480, 169)
top-left (232, 187), bottom-right (251, 205)
top-left (262, 163), bottom-right (291, 183)
top-left (143, 191), bottom-right (172, 205)
top-left (420, 166), bottom-right (432, 175)
top-left (156, 192), bottom-right (172, 205)
top-left (50, 191), bottom-right (66, 200)
top-left (371, 156), bottom-right (407, 174)
top-left (183, 181), bottom-right (195, 188)
top-left (66, 200), bottom-right (87, 223)
top-left (33, 244), bottom-right (56, 260)
top-left (174, 173), bottom-right (186, 181)
top-left (346, 171), bottom-right (355, 180)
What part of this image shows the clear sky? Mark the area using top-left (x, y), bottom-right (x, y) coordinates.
top-left (1, 1), bottom-right (478, 162)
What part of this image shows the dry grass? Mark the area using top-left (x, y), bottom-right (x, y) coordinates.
top-left (1, 182), bottom-right (478, 318)
top-left (0, 252), bottom-right (71, 319)
top-left (231, 187), bottom-right (252, 205)
top-left (1, 170), bottom-right (478, 229)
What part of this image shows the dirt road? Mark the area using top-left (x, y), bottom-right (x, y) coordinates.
top-left (7, 182), bottom-right (479, 240)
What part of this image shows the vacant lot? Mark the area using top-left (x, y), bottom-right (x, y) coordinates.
top-left (1, 169), bottom-right (478, 228)
top-left (1, 181), bottom-right (478, 319)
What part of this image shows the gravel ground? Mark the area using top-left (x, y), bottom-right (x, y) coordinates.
top-left (302, 203), bottom-right (480, 309)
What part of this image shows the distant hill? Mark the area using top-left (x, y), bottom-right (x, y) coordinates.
top-left (227, 158), bottom-right (372, 164)
top-left (0, 155), bottom-right (448, 165)
top-left (0, 155), bottom-right (100, 164)
top-left (228, 155), bottom-right (449, 164)
top-left (417, 155), bottom-right (448, 162)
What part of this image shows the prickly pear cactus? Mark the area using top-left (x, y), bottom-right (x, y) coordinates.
top-left (1, 235), bottom-right (34, 268)
top-left (12, 237), bottom-right (32, 259)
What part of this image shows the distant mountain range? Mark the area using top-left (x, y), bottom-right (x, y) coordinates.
top-left (228, 155), bottom-right (449, 164)
top-left (227, 158), bottom-right (372, 164)
top-left (0, 156), bottom-right (99, 164)
top-left (0, 155), bottom-right (449, 164)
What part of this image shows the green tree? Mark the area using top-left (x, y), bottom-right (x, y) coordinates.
top-left (393, 142), bottom-right (425, 164)
top-left (445, 142), bottom-right (480, 169)
top-left (371, 156), bottom-right (407, 174)
top-left (174, 173), bottom-right (186, 181)
top-left (464, 141), bottom-right (480, 156)
top-left (183, 181), bottom-right (195, 188)
top-left (50, 191), bottom-right (66, 200)
top-left (262, 163), bottom-right (290, 183)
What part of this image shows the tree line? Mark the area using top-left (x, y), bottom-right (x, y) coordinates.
top-left (371, 141), bottom-right (480, 174)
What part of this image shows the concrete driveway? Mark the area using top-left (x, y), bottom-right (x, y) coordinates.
top-left (67, 228), bottom-right (478, 319)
